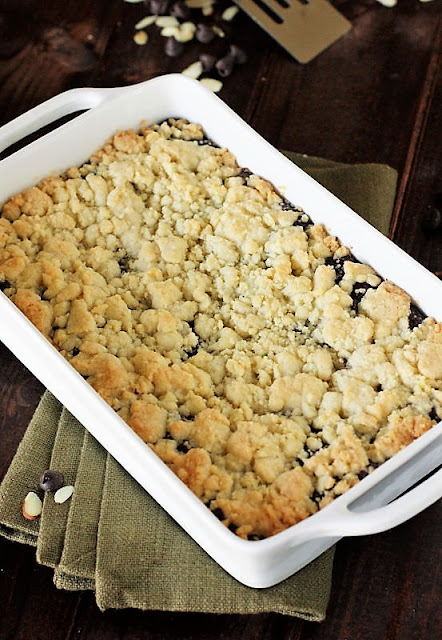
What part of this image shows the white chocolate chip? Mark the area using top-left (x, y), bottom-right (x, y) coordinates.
top-left (22, 491), bottom-right (43, 520)
top-left (135, 15), bottom-right (157, 30)
top-left (133, 30), bottom-right (149, 45)
top-left (222, 5), bottom-right (239, 21)
top-left (199, 77), bottom-right (223, 93)
top-left (182, 60), bottom-right (203, 79)
top-left (54, 485), bottom-right (75, 504)
top-left (375, 0), bottom-right (397, 5)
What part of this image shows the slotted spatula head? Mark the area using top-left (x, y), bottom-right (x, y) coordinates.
top-left (234, 0), bottom-right (351, 63)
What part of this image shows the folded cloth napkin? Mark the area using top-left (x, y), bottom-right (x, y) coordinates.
top-left (0, 155), bottom-right (397, 620)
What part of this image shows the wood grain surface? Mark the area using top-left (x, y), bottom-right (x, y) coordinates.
top-left (0, 1), bottom-right (441, 638)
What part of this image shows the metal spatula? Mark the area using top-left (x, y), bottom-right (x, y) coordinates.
top-left (234, 0), bottom-right (351, 63)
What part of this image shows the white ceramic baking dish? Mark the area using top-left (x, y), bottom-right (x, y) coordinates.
top-left (0, 74), bottom-right (441, 588)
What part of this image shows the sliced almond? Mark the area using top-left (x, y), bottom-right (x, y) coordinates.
top-left (185, 0), bottom-right (214, 7)
top-left (222, 5), bottom-right (239, 21)
top-left (156, 16), bottom-right (179, 27)
top-left (181, 21), bottom-right (197, 31)
top-left (212, 25), bottom-right (225, 38)
top-left (135, 15), bottom-right (157, 30)
top-left (54, 485), bottom-right (74, 504)
top-left (200, 77), bottom-right (223, 93)
top-left (22, 491), bottom-right (43, 520)
top-left (182, 60), bottom-right (203, 79)
top-left (160, 26), bottom-right (181, 37)
top-left (175, 23), bottom-right (197, 42)
top-left (133, 30), bottom-right (149, 45)
top-left (175, 30), bottom-right (195, 43)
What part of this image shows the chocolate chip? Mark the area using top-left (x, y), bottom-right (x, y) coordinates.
top-left (164, 36), bottom-right (184, 57)
top-left (238, 167), bottom-right (252, 179)
top-left (357, 470), bottom-right (369, 480)
top-left (228, 522), bottom-right (238, 533)
top-left (215, 54), bottom-right (235, 78)
top-left (196, 135), bottom-right (218, 147)
top-left (294, 214), bottom-right (313, 231)
top-left (429, 407), bottom-right (439, 422)
top-left (196, 23), bottom-right (215, 44)
top-left (177, 440), bottom-right (191, 453)
top-left (169, 0), bottom-right (190, 19)
top-left (149, 0), bottom-right (170, 15)
top-left (199, 52), bottom-right (217, 72)
top-left (228, 44), bottom-right (247, 64)
top-left (211, 507), bottom-right (225, 520)
top-left (42, 27), bottom-right (97, 72)
top-left (118, 256), bottom-right (130, 273)
top-left (0, 279), bottom-right (12, 291)
top-left (421, 205), bottom-right (442, 232)
top-left (311, 489), bottom-right (323, 503)
top-left (350, 281), bottom-right (375, 311)
top-left (281, 198), bottom-right (298, 211)
top-left (39, 469), bottom-right (65, 492)
top-left (408, 303), bottom-right (427, 330)
top-left (71, 346), bottom-right (80, 356)
top-left (184, 343), bottom-right (199, 358)
top-left (324, 255), bottom-right (357, 283)
top-left (280, 200), bottom-right (312, 228)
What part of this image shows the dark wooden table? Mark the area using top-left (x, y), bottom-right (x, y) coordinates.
top-left (1, 1), bottom-right (441, 638)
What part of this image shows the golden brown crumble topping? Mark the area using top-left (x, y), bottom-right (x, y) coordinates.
top-left (1, 118), bottom-right (441, 539)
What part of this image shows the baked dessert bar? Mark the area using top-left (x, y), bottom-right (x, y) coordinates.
top-left (1, 119), bottom-right (441, 539)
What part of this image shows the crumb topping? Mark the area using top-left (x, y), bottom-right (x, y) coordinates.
top-left (1, 118), bottom-right (441, 539)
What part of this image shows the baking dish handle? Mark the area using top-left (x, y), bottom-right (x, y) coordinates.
top-left (326, 467), bottom-right (442, 537)
top-left (0, 86), bottom-right (126, 154)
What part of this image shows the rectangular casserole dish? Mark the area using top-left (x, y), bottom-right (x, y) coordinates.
top-left (0, 73), bottom-right (441, 588)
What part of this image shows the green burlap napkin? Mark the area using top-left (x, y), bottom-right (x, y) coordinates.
top-left (0, 155), bottom-right (398, 620)
top-left (284, 153), bottom-right (397, 236)
top-left (0, 392), bottom-right (62, 545)
top-left (36, 410), bottom-right (86, 568)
